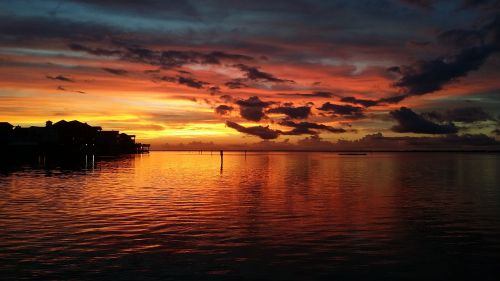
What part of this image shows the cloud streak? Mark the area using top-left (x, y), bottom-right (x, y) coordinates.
top-left (46, 75), bottom-right (75, 83)
top-left (226, 121), bottom-right (280, 139)
top-left (102, 68), bottom-right (128, 76)
top-left (69, 43), bottom-right (255, 69)
top-left (233, 64), bottom-right (294, 83)
top-left (317, 102), bottom-right (365, 119)
top-left (279, 120), bottom-right (347, 135)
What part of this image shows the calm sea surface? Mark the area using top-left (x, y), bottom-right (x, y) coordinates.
top-left (1, 152), bottom-right (500, 280)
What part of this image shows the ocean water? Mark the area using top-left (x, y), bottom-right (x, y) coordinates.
top-left (1, 152), bottom-right (500, 280)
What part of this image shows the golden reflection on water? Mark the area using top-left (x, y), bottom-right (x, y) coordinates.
top-left (1, 152), bottom-right (500, 280)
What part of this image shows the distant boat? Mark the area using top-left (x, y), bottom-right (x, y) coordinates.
top-left (338, 153), bottom-right (367, 155)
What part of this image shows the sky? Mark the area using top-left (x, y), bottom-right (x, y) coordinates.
top-left (1, 0), bottom-right (500, 150)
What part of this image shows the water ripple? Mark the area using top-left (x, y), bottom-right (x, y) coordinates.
top-left (1, 152), bottom-right (500, 280)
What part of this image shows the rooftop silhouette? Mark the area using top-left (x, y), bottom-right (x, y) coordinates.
top-left (0, 120), bottom-right (149, 157)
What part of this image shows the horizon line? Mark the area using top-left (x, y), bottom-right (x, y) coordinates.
top-left (151, 149), bottom-right (500, 153)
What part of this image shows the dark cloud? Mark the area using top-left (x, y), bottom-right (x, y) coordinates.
top-left (208, 86), bottom-right (221, 95)
top-left (340, 96), bottom-right (379, 107)
top-left (388, 14), bottom-right (500, 103)
top-left (226, 121), bottom-right (280, 140)
top-left (225, 79), bottom-right (248, 89)
top-left (377, 94), bottom-right (408, 104)
top-left (390, 107), bottom-right (458, 134)
top-left (215, 105), bottom-right (234, 115)
top-left (235, 96), bottom-right (272, 108)
top-left (69, 43), bottom-right (122, 56)
top-left (239, 106), bottom-right (267, 122)
top-left (233, 64), bottom-right (294, 83)
top-left (317, 102), bottom-right (365, 119)
top-left (170, 95), bottom-right (198, 103)
top-left (387, 66), bottom-right (402, 73)
top-left (155, 75), bottom-right (209, 89)
top-left (267, 105), bottom-right (311, 119)
top-left (157, 75), bottom-right (177, 83)
top-left (492, 128), bottom-right (500, 135)
top-left (102, 67), bottom-right (128, 76)
top-left (225, 118), bottom-right (345, 140)
top-left (70, 43), bottom-right (254, 69)
top-left (390, 46), bottom-right (494, 99)
top-left (46, 75), bottom-right (75, 83)
top-left (279, 120), bottom-right (347, 135)
top-left (56, 86), bottom-right (86, 94)
top-left (334, 132), bottom-right (500, 151)
top-left (278, 91), bottom-right (334, 98)
top-left (155, 50), bottom-right (253, 68)
top-left (434, 133), bottom-right (500, 146)
top-left (486, 15), bottom-right (500, 50)
top-left (235, 96), bottom-right (273, 122)
top-left (423, 107), bottom-right (495, 123)
top-left (311, 91), bottom-right (335, 98)
top-left (438, 29), bottom-right (484, 49)
top-left (204, 51), bottom-right (255, 64)
top-left (177, 76), bottom-right (208, 89)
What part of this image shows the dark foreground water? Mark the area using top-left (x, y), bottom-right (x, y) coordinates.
top-left (1, 152), bottom-right (500, 281)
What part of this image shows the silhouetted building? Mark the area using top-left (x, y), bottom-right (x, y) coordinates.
top-left (0, 120), bottom-right (149, 157)
top-left (0, 122), bottom-right (13, 131)
top-left (0, 122), bottom-right (13, 145)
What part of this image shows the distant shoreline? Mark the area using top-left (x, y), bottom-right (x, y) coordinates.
top-left (151, 149), bottom-right (500, 153)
